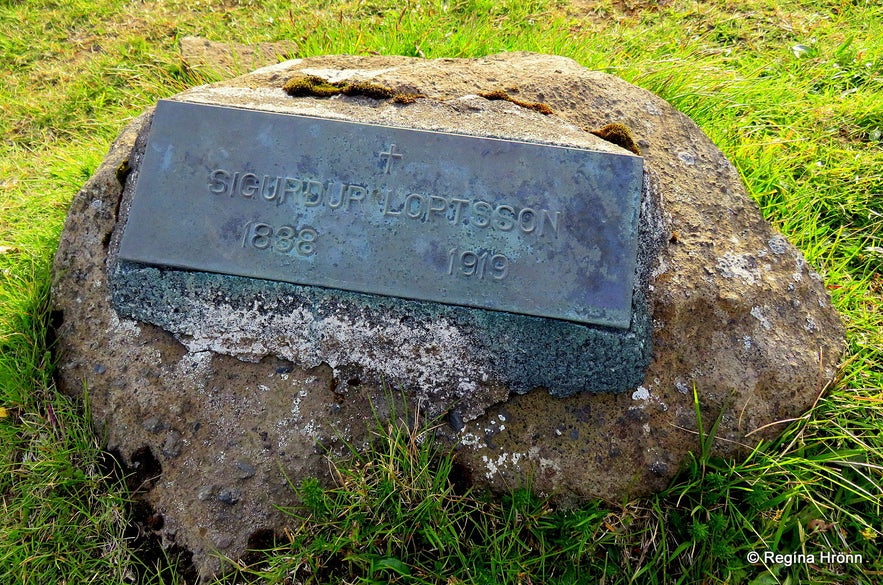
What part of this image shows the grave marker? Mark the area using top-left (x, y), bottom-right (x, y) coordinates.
top-left (118, 99), bottom-right (644, 328)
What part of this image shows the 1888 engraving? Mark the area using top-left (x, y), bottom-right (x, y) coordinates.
top-left (241, 222), bottom-right (317, 256)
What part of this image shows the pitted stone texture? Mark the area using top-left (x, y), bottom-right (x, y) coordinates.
top-left (52, 52), bottom-right (845, 578)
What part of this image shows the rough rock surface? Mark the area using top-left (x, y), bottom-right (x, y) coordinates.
top-left (51, 53), bottom-right (845, 578)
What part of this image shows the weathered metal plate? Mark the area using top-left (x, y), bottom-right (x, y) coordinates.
top-left (118, 100), bottom-right (644, 328)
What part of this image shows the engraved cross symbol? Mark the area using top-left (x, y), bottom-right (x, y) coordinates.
top-left (379, 144), bottom-right (403, 174)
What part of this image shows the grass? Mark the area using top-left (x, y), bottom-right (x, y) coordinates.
top-left (230, 407), bottom-right (619, 584)
top-left (1, 0), bottom-right (881, 583)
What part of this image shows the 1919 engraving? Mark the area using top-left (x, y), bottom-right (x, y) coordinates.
top-left (447, 248), bottom-right (509, 280)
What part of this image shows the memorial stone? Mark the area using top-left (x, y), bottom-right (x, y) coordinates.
top-left (52, 52), bottom-right (845, 578)
top-left (118, 100), bottom-right (645, 328)
top-left (109, 84), bottom-right (658, 404)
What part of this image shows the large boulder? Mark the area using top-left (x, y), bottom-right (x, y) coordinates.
top-left (52, 52), bottom-right (845, 577)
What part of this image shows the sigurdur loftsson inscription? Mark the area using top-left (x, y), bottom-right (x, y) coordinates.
top-left (118, 100), bottom-right (644, 328)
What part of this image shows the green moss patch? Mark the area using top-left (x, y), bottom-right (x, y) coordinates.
top-left (589, 122), bottom-right (641, 155)
top-left (478, 89), bottom-right (554, 115)
top-left (282, 74), bottom-right (425, 104)
top-left (282, 74), bottom-right (343, 97)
